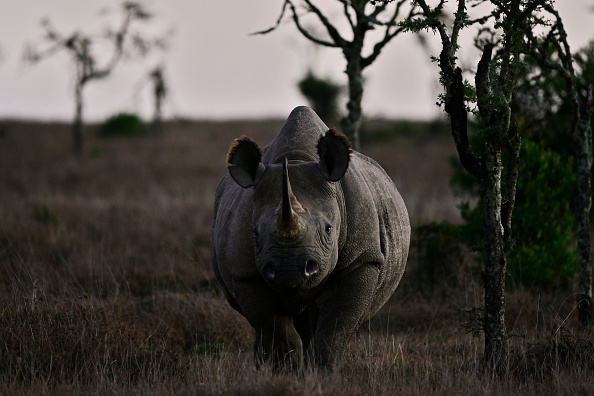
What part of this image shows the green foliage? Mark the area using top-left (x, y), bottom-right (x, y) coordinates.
top-left (449, 39), bottom-right (594, 289)
top-left (455, 138), bottom-right (577, 288)
top-left (297, 70), bottom-right (343, 125)
top-left (98, 112), bottom-right (145, 138)
top-left (463, 80), bottom-right (477, 111)
top-left (511, 140), bottom-right (577, 287)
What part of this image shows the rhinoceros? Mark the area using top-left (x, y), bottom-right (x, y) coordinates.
top-left (211, 106), bottom-right (410, 372)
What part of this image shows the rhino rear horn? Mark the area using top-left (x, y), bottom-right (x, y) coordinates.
top-left (227, 136), bottom-right (266, 188)
top-left (317, 128), bottom-right (351, 182)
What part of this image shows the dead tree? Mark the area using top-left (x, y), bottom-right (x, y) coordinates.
top-left (257, 0), bottom-right (419, 150)
top-left (25, 2), bottom-right (165, 154)
top-left (522, 5), bottom-right (594, 329)
top-left (150, 65), bottom-right (167, 136)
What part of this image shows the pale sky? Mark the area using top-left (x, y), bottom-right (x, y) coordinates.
top-left (0, 1), bottom-right (592, 122)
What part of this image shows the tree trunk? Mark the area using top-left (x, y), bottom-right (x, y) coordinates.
top-left (73, 82), bottom-right (84, 155)
top-left (151, 67), bottom-right (166, 137)
top-left (341, 54), bottom-right (364, 151)
top-left (480, 140), bottom-right (508, 366)
top-left (152, 93), bottom-right (163, 137)
top-left (446, 66), bottom-right (509, 367)
top-left (576, 87), bottom-right (593, 329)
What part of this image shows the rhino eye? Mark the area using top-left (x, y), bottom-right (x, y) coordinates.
top-left (325, 224), bottom-right (332, 235)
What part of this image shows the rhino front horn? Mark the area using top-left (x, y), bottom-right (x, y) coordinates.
top-left (277, 157), bottom-right (304, 236)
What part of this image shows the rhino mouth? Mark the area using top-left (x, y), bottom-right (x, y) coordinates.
top-left (260, 255), bottom-right (323, 291)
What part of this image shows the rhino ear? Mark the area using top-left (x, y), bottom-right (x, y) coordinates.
top-left (227, 136), bottom-right (266, 188)
top-left (317, 128), bottom-right (351, 182)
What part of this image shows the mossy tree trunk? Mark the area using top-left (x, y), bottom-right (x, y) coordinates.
top-left (445, 65), bottom-right (519, 366)
top-left (340, 7), bottom-right (367, 150)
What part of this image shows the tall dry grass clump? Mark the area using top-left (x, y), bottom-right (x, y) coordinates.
top-left (1, 120), bottom-right (593, 394)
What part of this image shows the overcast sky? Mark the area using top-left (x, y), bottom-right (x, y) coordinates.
top-left (0, 1), bottom-right (592, 122)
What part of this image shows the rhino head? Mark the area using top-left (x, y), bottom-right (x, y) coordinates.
top-left (227, 129), bottom-right (351, 292)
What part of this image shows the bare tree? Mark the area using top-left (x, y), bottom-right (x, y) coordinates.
top-left (150, 64), bottom-right (167, 136)
top-left (24, 2), bottom-right (166, 154)
top-left (257, 0), bottom-right (419, 150)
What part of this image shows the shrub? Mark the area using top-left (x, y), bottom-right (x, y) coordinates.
top-left (411, 222), bottom-right (467, 297)
top-left (455, 138), bottom-right (577, 288)
top-left (98, 112), bottom-right (145, 138)
top-left (298, 70), bottom-right (343, 125)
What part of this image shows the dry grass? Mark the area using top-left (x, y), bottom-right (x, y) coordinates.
top-left (1, 119), bottom-right (593, 394)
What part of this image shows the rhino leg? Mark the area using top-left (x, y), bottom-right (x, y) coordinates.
top-left (231, 279), bottom-right (303, 372)
top-left (253, 315), bottom-right (303, 373)
top-left (307, 263), bottom-right (380, 371)
top-left (293, 304), bottom-right (319, 351)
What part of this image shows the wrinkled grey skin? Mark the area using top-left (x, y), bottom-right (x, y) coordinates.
top-left (211, 106), bottom-right (410, 372)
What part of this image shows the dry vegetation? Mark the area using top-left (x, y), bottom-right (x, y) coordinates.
top-left (1, 119), bottom-right (593, 395)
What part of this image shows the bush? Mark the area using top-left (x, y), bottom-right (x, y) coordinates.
top-left (411, 222), bottom-right (467, 297)
top-left (98, 112), bottom-right (145, 138)
top-left (455, 138), bottom-right (577, 288)
top-left (298, 70), bottom-right (343, 125)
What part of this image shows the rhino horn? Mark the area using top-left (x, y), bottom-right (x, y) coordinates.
top-left (277, 157), bottom-right (304, 235)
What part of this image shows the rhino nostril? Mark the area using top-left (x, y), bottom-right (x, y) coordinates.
top-left (263, 263), bottom-right (276, 281)
top-left (304, 260), bottom-right (319, 277)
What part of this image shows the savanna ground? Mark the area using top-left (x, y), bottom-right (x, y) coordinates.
top-left (1, 118), bottom-right (594, 395)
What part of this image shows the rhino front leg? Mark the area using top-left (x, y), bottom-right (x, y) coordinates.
top-left (307, 263), bottom-right (380, 371)
top-left (253, 315), bottom-right (303, 372)
top-left (231, 279), bottom-right (303, 372)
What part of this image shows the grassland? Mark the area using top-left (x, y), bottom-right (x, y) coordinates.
top-left (1, 119), bottom-right (593, 395)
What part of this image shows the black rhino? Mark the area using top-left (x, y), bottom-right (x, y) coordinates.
top-left (211, 106), bottom-right (410, 372)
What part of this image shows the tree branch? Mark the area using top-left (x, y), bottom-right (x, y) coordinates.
top-left (362, 1), bottom-right (418, 68)
top-left (416, 0), bottom-right (481, 177)
top-left (447, 67), bottom-right (483, 178)
top-left (475, 43), bottom-right (493, 123)
top-left (416, 0), bottom-right (450, 55)
top-left (303, 0), bottom-right (348, 47)
top-left (450, 0), bottom-right (467, 58)
top-left (338, 0), bottom-right (356, 30)
top-left (251, 1), bottom-right (290, 35)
